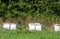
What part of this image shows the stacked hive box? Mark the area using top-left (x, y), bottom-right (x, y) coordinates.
top-left (54, 24), bottom-right (60, 31)
top-left (29, 23), bottom-right (42, 31)
top-left (3, 23), bottom-right (17, 30)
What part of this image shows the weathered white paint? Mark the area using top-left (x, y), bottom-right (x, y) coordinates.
top-left (54, 24), bottom-right (60, 31)
top-left (3, 23), bottom-right (10, 29)
top-left (10, 23), bottom-right (17, 30)
top-left (29, 23), bottom-right (35, 30)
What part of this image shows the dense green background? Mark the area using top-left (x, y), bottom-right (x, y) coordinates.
top-left (0, 0), bottom-right (60, 26)
top-left (0, 0), bottom-right (60, 39)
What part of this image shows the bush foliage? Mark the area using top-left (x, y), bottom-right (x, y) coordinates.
top-left (0, 0), bottom-right (60, 26)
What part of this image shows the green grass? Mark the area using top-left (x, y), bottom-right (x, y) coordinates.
top-left (0, 27), bottom-right (60, 39)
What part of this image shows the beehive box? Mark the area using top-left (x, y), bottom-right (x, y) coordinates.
top-left (10, 23), bottom-right (17, 30)
top-left (29, 23), bottom-right (42, 31)
top-left (3, 23), bottom-right (10, 29)
top-left (35, 23), bottom-right (42, 31)
top-left (3, 23), bottom-right (18, 30)
top-left (54, 24), bottom-right (60, 31)
top-left (29, 23), bottom-right (35, 30)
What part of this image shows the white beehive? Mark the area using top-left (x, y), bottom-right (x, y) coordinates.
top-left (29, 23), bottom-right (35, 30)
top-left (10, 23), bottom-right (17, 30)
top-left (35, 23), bottom-right (42, 31)
top-left (3, 23), bottom-right (10, 29)
top-left (29, 23), bottom-right (42, 31)
top-left (54, 24), bottom-right (60, 31)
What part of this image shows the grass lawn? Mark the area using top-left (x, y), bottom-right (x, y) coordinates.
top-left (0, 27), bottom-right (60, 39)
